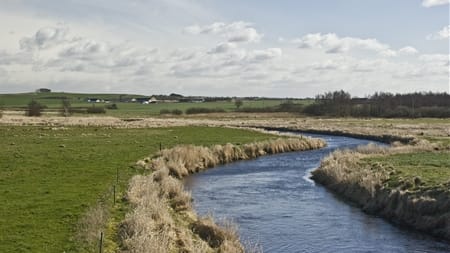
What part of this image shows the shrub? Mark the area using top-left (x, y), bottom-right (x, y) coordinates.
top-left (160, 109), bottom-right (171, 115)
top-left (160, 109), bottom-right (183, 115)
top-left (86, 105), bottom-right (106, 114)
top-left (234, 99), bottom-right (243, 109)
top-left (26, 100), bottom-right (45, 117)
top-left (106, 103), bottom-right (118, 110)
top-left (185, 107), bottom-right (225, 114)
top-left (171, 109), bottom-right (183, 115)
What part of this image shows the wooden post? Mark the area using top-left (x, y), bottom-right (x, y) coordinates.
top-left (159, 142), bottom-right (162, 151)
top-left (99, 232), bottom-right (103, 253)
top-left (116, 167), bottom-right (119, 184)
top-left (113, 185), bottom-right (116, 206)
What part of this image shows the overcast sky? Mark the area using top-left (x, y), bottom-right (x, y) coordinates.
top-left (0, 0), bottom-right (449, 97)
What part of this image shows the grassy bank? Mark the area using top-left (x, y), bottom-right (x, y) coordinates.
top-left (122, 137), bottom-right (326, 252)
top-left (0, 125), bottom-right (279, 253)
top-left (311, 143), bottom-right (450, 241)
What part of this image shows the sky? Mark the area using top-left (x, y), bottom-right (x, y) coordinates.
top-left (0, 0), bottom-right (449, 97)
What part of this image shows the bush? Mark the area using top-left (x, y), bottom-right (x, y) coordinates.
top-left (185, 107), bottom-right (225, 114)
top-left (86, 106), bottom-right (106, 114)
top-left (236, 106), bottom-right (277, 113)
top-left (106, 103), bottom-right (118, 110)
top-left (160, 109), bottom-right (171, 115)
top-left (171, 109), bottom-right (183, 115)
top-left (160, 109), bottom-right (184, 115)
top-left (26, 100), bottom-right (45, 117)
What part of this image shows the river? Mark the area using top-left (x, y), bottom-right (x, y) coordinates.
top-left (184, 133), bottom-right (450, 253)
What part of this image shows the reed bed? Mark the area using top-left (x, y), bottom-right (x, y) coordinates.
top-left (121, 137), bottom-right (326, 252)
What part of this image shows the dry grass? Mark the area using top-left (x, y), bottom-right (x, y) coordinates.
top-left (141, 137), bottom-right (326, 179)
top-left (119, 175), bottom-right (174, 253)
top-left (313, 141), bottom-right (436, 196)
top-left (122, 136), bottom-right (325, 252)
top-left (312, 141), bottom-right (450, 241)
top-left (76, 202), bottom-right (109, 250)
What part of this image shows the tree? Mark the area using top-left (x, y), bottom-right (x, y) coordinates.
top-left (235, 99), bottom-right (243, 109)
top-left (61, 99), bottom-right (71, 117)
top-left (27, 100), bottom-right (43, 117)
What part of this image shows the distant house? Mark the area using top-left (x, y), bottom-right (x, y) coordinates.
top-left (179, 97), bottom-right (204, 103)
top-left (134, 97), bottom-right (152, 104)
top-left (36, 88), bottom-right (51, 93)
top-left (87, 98), bottom-right (104, 103)
top-left (149, 96), bottom-right (158, 103)
top-left (191, 97), bottom-right (205, 103)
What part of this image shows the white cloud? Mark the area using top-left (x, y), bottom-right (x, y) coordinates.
top-left (293, 33), bottom-right (395, 56)
top-left (184, 21), bottom-right (263, 43)
top-left (20, 26), bottom-right (68, 50)
top-left (208, 42), bottom-right (237, 54)
top-left (0, 50), bottom-right (31, 65)
top-left (247, 48), bottom-right (282, 62)
top-left (427, 25), bottom-right (450, 40)
top-left (398, 46), bottom-right (419, 55)
top-left (422, 0), bottom-right (449, 7)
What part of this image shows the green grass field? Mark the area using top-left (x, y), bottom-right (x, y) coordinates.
top-left (0, 92), bottom-right (311, 117)
top-left (365, 152), bottom-right (450, 191)
top-left (0, 125), bottom-right (277, 253)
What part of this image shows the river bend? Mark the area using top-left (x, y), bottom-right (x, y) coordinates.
top-left (185, 133), bottom-right (450, 253)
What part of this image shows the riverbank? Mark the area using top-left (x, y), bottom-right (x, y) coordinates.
top-left (121, 137), bottom-right (326, 252)
top-left (311, 143), bottom-right (450, 241)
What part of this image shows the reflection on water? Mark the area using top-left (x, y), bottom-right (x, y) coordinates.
top-left (185, 133), bottom-right (450, 253)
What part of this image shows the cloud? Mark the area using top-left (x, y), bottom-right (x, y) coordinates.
top-left (184, 21), bottom-right (263, 43)
top-left (398, 46), bottom-right (419, 55)
top-left (0, 50), bottom-right (31, 65)
top-left (247, 48), bottom-right (282, 61)
top-left (20, 26), bottom-right (68, 50)
top-left (427, 25), bottom-right (450, 40)
top-left (208, 42), bottom-right (237, 54)
top-left (422, 0), bottom-right (449, 7)
top-left (293, 33), bottom-right (395, 56)
top-left (169, 47), bottom-right (281, 78)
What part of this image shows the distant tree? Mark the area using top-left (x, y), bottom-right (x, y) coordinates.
top-left (27, 100), bottom-right (44, 117)
top-left (235, 99), bottom-right (243, 109)
top-left (169, 93), bottom-right (183, 98)
top-left (61, 99), bottom-right (72, 117)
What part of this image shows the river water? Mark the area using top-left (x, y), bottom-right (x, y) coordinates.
top-left (184, 133), bottom-right (450, 253)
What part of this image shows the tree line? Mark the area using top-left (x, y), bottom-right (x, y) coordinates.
top-left (303, 90), bottom-right (450, 118)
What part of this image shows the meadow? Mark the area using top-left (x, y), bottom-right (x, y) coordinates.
top-left (0, 125), bottom-right (278, 252)
top-left (365, 152), bottom-right (450, 191)
top-left (0, 92), bottom-right (310, 117)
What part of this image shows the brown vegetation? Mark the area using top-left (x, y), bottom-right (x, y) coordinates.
top-left (120, 137), bottom-right (326, 252)
top-left (311, 141), bottom-right (450, 241)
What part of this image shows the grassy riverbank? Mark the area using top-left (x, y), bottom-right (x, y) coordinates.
top-left (365, 152), bottom-right (450, 192)
top-left (0, 125), bottom-right (279, 252)
top-left (311, 143), bottom-right (450, 241)
top-left (123, 137), bottom-right (326, 252)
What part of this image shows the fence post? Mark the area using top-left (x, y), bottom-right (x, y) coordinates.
top-left (99, 231), bottom-right (103, 253)
top-left (113, 185), bottom-right (116, 206)
top-left (116, 167), bottom-right (119, 184)
top-left (159, 142), bottom-right (162, 151)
